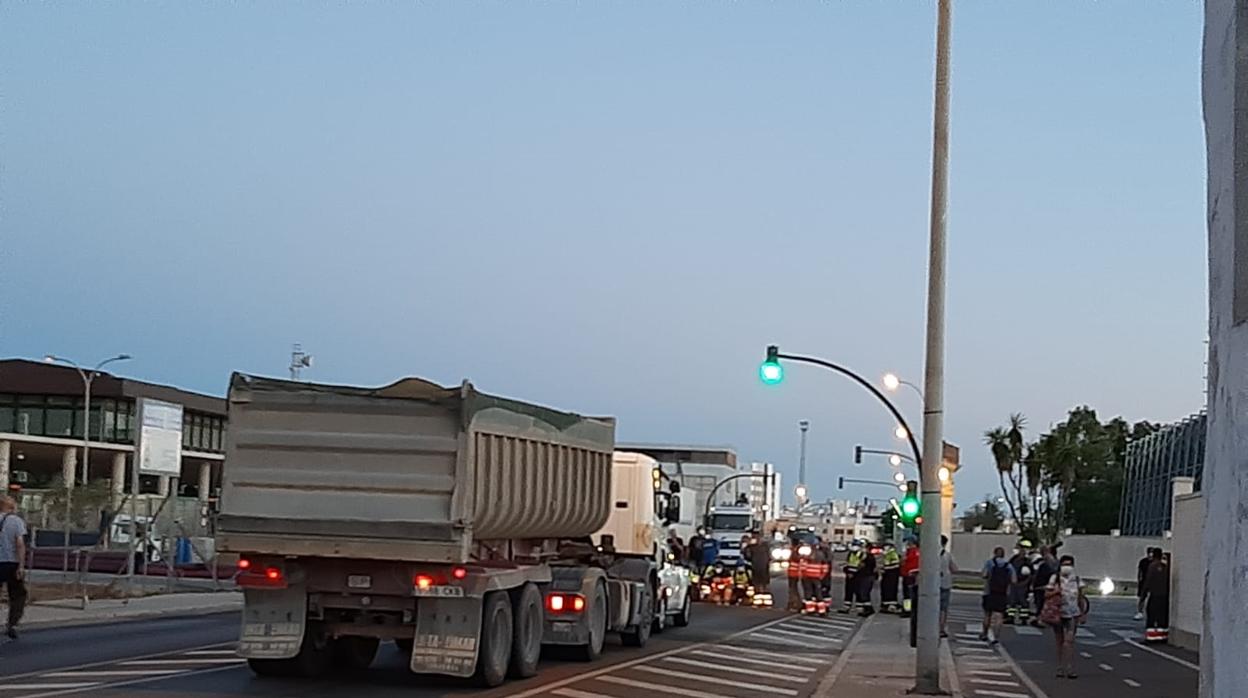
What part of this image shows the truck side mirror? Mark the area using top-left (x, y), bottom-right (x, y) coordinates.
top-left (669, 481), bottom-right (681, 494)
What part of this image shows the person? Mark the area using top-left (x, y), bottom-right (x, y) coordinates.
top-left (1006, 542), bottom-right (1034, 625)
top-left (745, 534), bottom-right (772, 597)
top-left (980, 546), bottom-right (1015, 644)
top-left (687, 529), bottom-right (706, 568)
top-left (709, 562), bottom-right (734, 605)
top-left (938, 535), bottom-right (958, 638)
top-left (800, 539), bottom-right (831, 615)
top-left (667, 530), bottom-right (686, 565)
top-left (1142, 548), bottom-right (1170, 643)
top-left (839, 542), bottom-right (862, 614)
top-left (880, 542), bottom-right (901, 613)
top-left (1030, 546), bottom-right (1058, 627)
top-left (856, 545), bottom-right (877, 617)
top-left (0, 495), bottom-right (29, 640)
top-left (1135, 547), bottom-right (1156, 621)
top-left (900, 537), bottom-right (920, 618)
top-left (732, 558), bottom-right (752, 605)
top-left (1045, 554), bottom-right (1086, 679)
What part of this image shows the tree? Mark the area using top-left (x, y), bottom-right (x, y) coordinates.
top-left (961, 498), bottom-right (1005, 532)
top-left (984, 414), bottom-right (1036, 538)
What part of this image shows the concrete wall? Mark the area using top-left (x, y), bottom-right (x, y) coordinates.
top-left (951, 531), bottom-right (1164, 584)
top-left (1171, 491), bottom-right (1204, 652)
top-left (1203, 2), bottom-right (1248, 695)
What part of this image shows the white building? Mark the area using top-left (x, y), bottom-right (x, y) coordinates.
top-left (745, 461), bottom-right (781, 523)
top-left (616, 443), bottom-right (738, 527)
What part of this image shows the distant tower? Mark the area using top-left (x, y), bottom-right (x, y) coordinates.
top-left (289, 343), bottom-right (313, 380)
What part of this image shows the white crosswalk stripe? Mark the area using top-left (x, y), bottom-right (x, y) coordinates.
top-left (632, 666), bottom-right (799, 695)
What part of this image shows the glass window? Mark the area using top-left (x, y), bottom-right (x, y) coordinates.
top-left (16, 396), bottom-right (45, 436)
top-left (0, 406), bottom-right (12, 432)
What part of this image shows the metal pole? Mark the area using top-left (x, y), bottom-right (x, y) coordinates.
top-left (798, 420), bottom-right (809, 494)
top-left (915, 0), bottom-right (952, 692)
top-left (80, 371), bottom-right (92, 485)
top-left (126, 450), bottom-right (139, 597)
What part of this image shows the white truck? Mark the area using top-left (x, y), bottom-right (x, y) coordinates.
top-left (707, 503), bottom-right (755, 562)
top-left (216, 374), bottom-right (688, 687)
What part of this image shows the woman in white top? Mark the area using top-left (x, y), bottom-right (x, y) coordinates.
top-left (1045, 553), bottom-right (1086, 679)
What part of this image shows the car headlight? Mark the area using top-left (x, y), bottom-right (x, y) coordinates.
top-left (797, 545), bottom-right (813, 557)
top-left (771, 548), bottom-right (791, 561)
top-left (1099, 577), bottom-right (1115, 596)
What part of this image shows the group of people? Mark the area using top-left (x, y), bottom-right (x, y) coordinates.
top-left (1135, 547), bottom-right (1171, 642)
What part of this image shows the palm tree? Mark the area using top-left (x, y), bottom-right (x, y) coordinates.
top-left (984, 426), bottom-right (1020, 526)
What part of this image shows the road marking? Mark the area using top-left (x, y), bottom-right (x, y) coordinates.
top-left (970, 678), bottom-right (1024, 687)
top-left (1099, 663), bottom-right (1114, 672)
top-left (597, 676), bottom-right (720, 698)
top-left (1124, 679), bottom-right (1141, 688)
top-left (752, 626), bottom-right (842, 641)
top-left (507, 615), bottom-right (799, 698)
top-left (1012, 626), bottom-right (1042, 636)
top-left (0, 642), bottom-right (235, 684)
top-left (970, 670), bottom-right (1014, 677)
top-left (785, 619), bottom-right (854, 632)
top-left (793, 616), bottom-right (857, 628)
top-left (750, 631), bottom-right (839, 646)
top-left (1080, 652), bottom-right (1093, 659)
top-left (965, 623), bottom-right (982, 633)
top-left (184, 650), bottom-right (238, 656)
top-left (0, 685), bottom-right (100, 691)
top-left (553, 689), bottom-right (619, 698)
top-left (1120, 652), bottom-right (1133, 658)
top-left (1114, 635), bottom-right (1202, 672)
top-left (687, 650), bottom-right (816, 672)
top-left (972, 690), bottom-right (1031, 698)
top-left (660, 656), bottom-right (807, 683)
top-left (993, 636), bottom-right (1053, 698)
top-left (632, 665), bottom-right (799, 695)
top-left (956, 647), bottom-right (995, 654)
top-left (12, 663), bottom-right (243, 698)
top-left (713, 644), bottom-right (827, 664)
top-left (120, 658), bottom-right (244, 665)
top-left (43, 670), bottom-right (184, 678)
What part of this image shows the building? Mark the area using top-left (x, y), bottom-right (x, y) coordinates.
top-left (1118, 412), bottom-right (1206, 537)
top-left (744, 461), bottom-right (781, 523)
top-left (616, 443), bottom-right (738, 526)
top-left (0, 358), bottom-right (226, 521)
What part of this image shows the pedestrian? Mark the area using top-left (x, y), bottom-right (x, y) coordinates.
top-left (900, 537), bottom-right (920, 618)
top-left (1006, 542), bottom-right (1034, 625)
top-left (1030, 545), bottom-right (1058, 627)
top-left (839, 542), bottom-right (863, 614)
top-left (938, 535), bottom-right (958, 638)
top-left (856, 545), bottom-right (877, 617)
top-left (1142, 548), bottom-right (1170, 643)
top-left (1042, 553), bottom-right (1086, 679)
top-left (880, 542), bottom-right (901, 613)
top-left (0, 495), bottom-right (29, 640)
top-left (980, 546), bottom-right (1015, 644)
top-left (746, 534), bottom-right (772, 597)
top-left (687, 529), bottom-right (705, 568)
top-left (1134, 547), bottom-right (1155, 621)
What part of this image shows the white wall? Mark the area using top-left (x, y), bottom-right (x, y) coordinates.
top-left (1171, 492), bottom-right (1204, 651)
top-left (951, 531), bottom-right (1164, 584)
top-left (1203, 2), bottom-right (1248, 695)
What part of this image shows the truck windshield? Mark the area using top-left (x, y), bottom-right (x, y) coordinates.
top-left (710, 514), bottom-right (751, 530)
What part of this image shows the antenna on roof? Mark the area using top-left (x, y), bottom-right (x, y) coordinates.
top-left (290, 343), bottom-right (313, 380)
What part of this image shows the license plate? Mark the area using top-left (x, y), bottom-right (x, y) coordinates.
top-left (347, 575), bottom-right (372, 589)
top-left (413, 586), bottom-right (465, 598)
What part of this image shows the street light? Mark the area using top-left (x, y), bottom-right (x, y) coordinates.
top-left (894, 471), bottom-right (906, 484)
top-left (938, 466), bottom-right (951, 483)
top-left (883, 372), bottom-right (926, 403)
top-left (794, 484), bottom-right (808, 501)
top-left (894, 425), bottom-right (909, 440)
top-left (44, 353), bottom-right (133, 485)
top-left (889, 454), bottom-right (903, 467)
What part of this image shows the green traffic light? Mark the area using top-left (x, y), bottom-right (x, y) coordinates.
top-left (760, 361), bottom-right (784, 384)
top-left (901, 499), bottom-right (920, 517)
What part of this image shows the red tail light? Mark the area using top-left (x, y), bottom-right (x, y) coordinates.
top-left (265, 567), bottom-right (282, 581)
top-left (451, 567), bottom-right (467, 580)
top-left (237, 558), bottom-right (251, 571)
top-left (546, 593), bottom-right (586, 614)
top-left (414, 574), bottom-right (434, 590)
top-left (236, 562), bottom-right (288, 589)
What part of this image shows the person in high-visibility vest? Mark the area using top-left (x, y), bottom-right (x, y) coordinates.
top-left (900, 538), bottom-right (920, 618)
top-left (801, 541), bottom-right (832, 616)
top-left (787, 539), bottom-right (815, 612)
top-left (839, 543), bottom-right (863, 614)
top-left (880, 542), bottom-right (902, 613)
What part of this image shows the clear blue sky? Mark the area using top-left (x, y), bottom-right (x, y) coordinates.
top-left (0, 3), bottom-right (1207, 512)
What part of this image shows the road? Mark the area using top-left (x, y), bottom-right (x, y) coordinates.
top-left (945, 591), bottom-right (1198, 698)
top-left (0, 585), bottom-right (863, 698)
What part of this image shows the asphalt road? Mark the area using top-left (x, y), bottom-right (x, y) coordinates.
top-left (945, 591), bottom-right (1198, 698)
top-left (0, 584), bottom-right (863, 698)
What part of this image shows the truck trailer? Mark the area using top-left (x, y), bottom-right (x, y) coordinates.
top-left (216, 374), bottom-right (685, 686)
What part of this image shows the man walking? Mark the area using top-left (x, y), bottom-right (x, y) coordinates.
top-left (1031, 545), bottom-right (1058, 627)
top-left (1135, 547), bottom-right (1156, 621)
top-left (938, 535), bottom-right (958, 638)
top-left (0, 495), bottom-right (29, 640)
top-left (981, 546), bottom-right (1015, 644)
top-left (1142, 548), bottom-right (1170, 643)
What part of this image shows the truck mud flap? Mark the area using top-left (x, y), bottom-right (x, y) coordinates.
top-left (238, 587), bottom-right (307, 659)
top-left (410, 597), bottom-right (481, 678)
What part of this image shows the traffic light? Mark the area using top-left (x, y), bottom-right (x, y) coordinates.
top-left (900, 480), bottom-right (921, 527)
top-left (854, 445), bottom-right (863, 464)
top-left (759, 345), bottom-right (784, 385)
top-left (837, 476), bottom-right (845, 490)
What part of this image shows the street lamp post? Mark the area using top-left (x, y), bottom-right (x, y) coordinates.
top-left (797, 420), bottom-right (810, 504)
top-left (883, 372), bottom-right (927, 405)
top-left (44, 354), bottom-right (132, 486)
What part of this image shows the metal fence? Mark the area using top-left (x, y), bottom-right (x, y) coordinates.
top-left (1119, 412), bottom-right (1206, 537)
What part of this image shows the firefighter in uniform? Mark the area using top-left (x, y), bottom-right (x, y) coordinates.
top-left (786, 540), bottom-right (807, 612)
top-left (880, 542), bottom-right (902, 613)
top-left (801, 540), bottom-right (831, 615)
top-left (840, 543), bottom-right (863, 614)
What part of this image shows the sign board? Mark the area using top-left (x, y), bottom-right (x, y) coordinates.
top-left (136, 398), bottom-right (183, 476)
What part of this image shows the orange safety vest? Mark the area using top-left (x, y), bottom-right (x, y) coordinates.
top-left (791, 556), bottom-right (829, 581)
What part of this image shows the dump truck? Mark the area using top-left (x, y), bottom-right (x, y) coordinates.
top-left (216, 374), bottom-right (685, 686)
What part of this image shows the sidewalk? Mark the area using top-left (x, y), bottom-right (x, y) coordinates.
top-left (815, 613), bottom-right (963, 697)
top-left (17, 591), bottom-right (242, 630)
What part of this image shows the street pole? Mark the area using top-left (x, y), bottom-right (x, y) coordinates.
top-left (798, 420), bottom-right (809, 497)
top-left (915, 0), bottom-right (952, 693)
top-left (80, 371), bottom-right (92, 485)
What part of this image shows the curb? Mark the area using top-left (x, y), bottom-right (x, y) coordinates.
top-left (810, 613), bottom-right (875, 697)
top-left (20, 601), bottom-right (242, 631)
top-left (939, 639), bottom-right (964, 698)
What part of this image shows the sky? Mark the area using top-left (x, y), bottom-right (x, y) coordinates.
top-left (0, 2), bottom-right (1208, 513)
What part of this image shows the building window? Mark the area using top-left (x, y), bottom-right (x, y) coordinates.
top-left (0, 394), bottom-right (14, 433)
top-left (46, 397), bottom-right (75, 437)
top-left (16, 396), bottom-right (45, 436)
